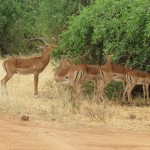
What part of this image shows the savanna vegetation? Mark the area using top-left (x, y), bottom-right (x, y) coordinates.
top-left (0, 59), bottom-right (150, 131)
top-left (0, 0), bottom-right (90, 55)
top-left (1, 0), bottom-right (149, 99)
top-left (55, 0), bottom-right (150, 70)
top-left (0, 0), bottom-right (150, 130)
top-left (0, 0), bottom-right (149, 70)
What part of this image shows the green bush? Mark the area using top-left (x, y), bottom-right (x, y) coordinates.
top-left (0, 0), bottom-right (88, 55)
top-left (55, 0), bottom-right (150, 71)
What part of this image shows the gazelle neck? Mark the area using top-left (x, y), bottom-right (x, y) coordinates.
top-left (41, 49), bottom-right (50, 62)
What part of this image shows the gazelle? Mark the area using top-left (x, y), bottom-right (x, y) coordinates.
top-left (122, 70), bottom-right (150, 104)
top-left (95, 62), bottom-right (116, 101)
top-left (54, 55), bottom-right (72, 84)
top-left (54, 56), bottom-right (101, 101)
top-left (85, 55), bottom-right (130, 101)
top-left (54, 56), bottom-right (115, 102)
top-left (84, 55), bottom-right (132, 101)
top-left (104, 56), bottom-right (149, 104)
top-left (54, 55), bottom-right (72, 95)
top-left (54, 61), bottom-right (88, 101)
top-left (85, 64), bottom-right (101, 97)
top-left (1, 38), bottom-right (56, 97)
top-left (105, 55), bottom-right (132, 89)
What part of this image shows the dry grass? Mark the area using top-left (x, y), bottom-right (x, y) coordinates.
top-left (0, 57), bottom-right (150, 131)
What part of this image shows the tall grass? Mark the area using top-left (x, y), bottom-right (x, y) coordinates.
top-left (0, 58), bottom-right (150, 131)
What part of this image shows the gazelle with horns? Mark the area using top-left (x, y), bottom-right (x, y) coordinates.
top-left (1, 38), bottom-right (56, 97)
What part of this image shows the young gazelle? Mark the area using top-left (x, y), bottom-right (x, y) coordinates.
top-left (1, 38), bottom-right (56, 97)
top-left (54, 56), bottom-right (102, 101)
top-left (54, 56), bottom-right (114, 102)
top-left (54, 60), bottom-right (88, 101)
top-left (86, 55), bottom-right (131, 101)
top-left (105, 55), bottom-right (132, 89)
top-left (122, 70), bottom-right (150, 104)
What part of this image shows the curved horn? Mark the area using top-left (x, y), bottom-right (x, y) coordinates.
top-left (105, 54), bottom-right (113, 64)
top-left (28, 38), bottom-right (48, 45)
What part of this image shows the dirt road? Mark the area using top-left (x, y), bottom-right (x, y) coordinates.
top-left (0, 114), bottom-right (150, 150)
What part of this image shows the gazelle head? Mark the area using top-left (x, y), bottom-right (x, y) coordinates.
top-left (28, 38), bottom-right (56, 54)
top-left (42, 44), bottom-right (56, 54)
top-left (59, 55), bottom-right (72, 68)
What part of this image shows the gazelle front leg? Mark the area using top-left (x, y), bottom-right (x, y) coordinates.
top-left (72, 82), bottom-right (81, 101)
top-left (34, 73), bottom-right (39, 97)
top-left (122, 83), bottom-right (130, 104)
top-left (93, 79), bottom-right (99, 101)
top-left (99, 81), bottom-right (110, 102)
top-left (96, 80), bottom-right (106, 101)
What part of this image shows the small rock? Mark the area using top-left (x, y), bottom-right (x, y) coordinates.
top-left (129, 114), bottom-right (136, 120)
top-left (21, 115), bottom-right (29, 121)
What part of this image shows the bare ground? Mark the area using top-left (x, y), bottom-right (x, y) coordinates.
top-left (0, 114), bottom-right (150, 150)
top-left (1, 58), bottom-right (150, 150)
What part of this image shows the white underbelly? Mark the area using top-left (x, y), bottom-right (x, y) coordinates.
top-left (113, 74), bottom-right (125, 82)
top-left (16, 68), bottom-right (32, 75)
top-left (113, 78), bottom-right (124, 82)
top-left (59, 79), bottom-right (70, 85)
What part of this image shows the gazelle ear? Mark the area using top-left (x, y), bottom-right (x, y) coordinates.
top-left (61, 54), bottom-right (65, 59)
top-left (37, 46), bottom-right (43, 50)
top-left (110, 54), bottom-right (113, 57)
top-left (105, 54), bottom-right (113, 63)
top-left (50, 44), bottom-right (56, 48)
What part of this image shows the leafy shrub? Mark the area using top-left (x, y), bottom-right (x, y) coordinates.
top-left (0, 0), bottom-right (88, 55)
top-left (55, 0), bottom-right (150, 71)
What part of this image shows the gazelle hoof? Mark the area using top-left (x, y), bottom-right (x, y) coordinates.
top-left (121, 101), bottom-right (126, 106)
top-left (34, 95), bottom-right (39, 98)
top-left (127, 102), bottom-right (133, 106)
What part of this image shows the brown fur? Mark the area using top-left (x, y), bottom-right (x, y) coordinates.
top-left (1, 44), bottom-right (56, 96)
top-left (104, 55), bottom-right (132, 91)
top-left (54, 56), bottom-right (115, 101)
top-left (54, 59), bottom-right (88, 101)
top-left (122, 70), bottom-right (150, 104)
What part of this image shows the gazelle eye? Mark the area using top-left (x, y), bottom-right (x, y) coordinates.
top-left (66, 76), bottom-right (68, 79)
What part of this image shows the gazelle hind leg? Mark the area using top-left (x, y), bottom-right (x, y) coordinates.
top-left (0, 85), bottom-right (6, 98)
top-left (1, 73), bottom-right (14, 97)
top-left (143, 85), bottom-right (146, 99)
top-left (143, 85), bottom-right (146, 104)
top-left (145, 84), bottom-right (149, 104)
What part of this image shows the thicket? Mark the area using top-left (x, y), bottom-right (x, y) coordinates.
top-left (55, 0), bottom-right (150, 71)
top-left (0, 0), bottom-right (150, 98)
top-left (0, 0), bottom-right (89, 55)
top-left (1, 0), bottom-right (149, 71)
